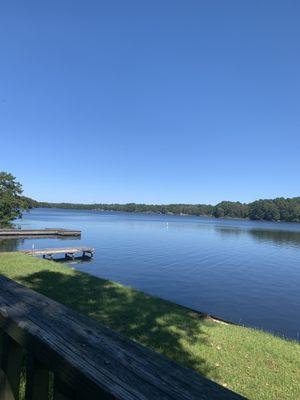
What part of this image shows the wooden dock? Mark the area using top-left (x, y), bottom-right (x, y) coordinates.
top-left (0, 228), bottom-right (81, 237)
top-left (20, 246), bottom-right (94, 260)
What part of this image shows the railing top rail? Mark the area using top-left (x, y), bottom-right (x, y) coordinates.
top-left (0, 275), bottom-right (244, 400)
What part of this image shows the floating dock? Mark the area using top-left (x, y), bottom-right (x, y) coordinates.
top-left (20, 247), bottom-right (94, 260)
top-left (0, 228), bottom-right (81, 238)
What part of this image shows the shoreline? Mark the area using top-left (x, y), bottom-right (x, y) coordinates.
top-left (32, 195), bottom-right (300, 223)
top-left (31, 206), bottom-right (300, 224)
top-left (0, 252), bottom-right (299, 400)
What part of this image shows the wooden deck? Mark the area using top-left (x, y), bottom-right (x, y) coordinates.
top-left (20, 247), bottom-right (94, 260)
top-left (0, 228), bottom-right (81, 237)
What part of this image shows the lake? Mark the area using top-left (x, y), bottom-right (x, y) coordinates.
top-left (1, 208), bottom-right (300, 340)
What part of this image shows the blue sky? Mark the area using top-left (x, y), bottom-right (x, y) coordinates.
top-left (1, 1), bottom-right (299, 204)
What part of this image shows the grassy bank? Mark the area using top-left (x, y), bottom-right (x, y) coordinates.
top-left (0, 253), bottom-right (299, 399)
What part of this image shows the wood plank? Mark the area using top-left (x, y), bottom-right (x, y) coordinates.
top-left (0, 275), bottom-right (244, 400)
top-left (0, 331), bottom-right (23, 400)
top-left (53, 377), bottom-right (75, 400)
top-left (25, 354), bottom-right (49, 400)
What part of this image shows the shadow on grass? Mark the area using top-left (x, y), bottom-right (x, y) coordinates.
top-left (17, 269), bottom-right (217, 379)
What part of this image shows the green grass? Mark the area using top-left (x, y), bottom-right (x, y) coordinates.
top-left (0, 252), bottom-right (299, 399)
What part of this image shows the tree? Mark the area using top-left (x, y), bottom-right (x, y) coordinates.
top-left (0, 172), bottom-right (26, 225)
top-left (213, 201), bottom-right (249, 219)
top-left (249, 200), bottom-right (280, 221)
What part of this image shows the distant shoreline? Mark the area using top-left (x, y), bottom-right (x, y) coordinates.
top-left (30, 200), bottom-right (300, 224)
top-left (20, 196), bottom-right (300, 223)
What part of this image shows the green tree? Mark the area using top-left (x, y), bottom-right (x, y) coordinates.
top-left (213, 201), bottom-right (248, 219)
top-left (249, 200), bottom-right (280, 221)
top-left (0, 172), bottom-right (26, 225)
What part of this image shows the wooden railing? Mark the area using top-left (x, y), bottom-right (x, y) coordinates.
top-left (0, 275), bottom-right (245, 400)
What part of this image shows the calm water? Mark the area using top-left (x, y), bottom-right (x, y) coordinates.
top-left (1, 208), bottom-right (300, 340)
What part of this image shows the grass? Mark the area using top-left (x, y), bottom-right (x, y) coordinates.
top-left (0, 252), bottom-right (299, 400)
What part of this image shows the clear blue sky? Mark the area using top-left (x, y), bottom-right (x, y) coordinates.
top-left (1, 1), bottom-right (299, 204)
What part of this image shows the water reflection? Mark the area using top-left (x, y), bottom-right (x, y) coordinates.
top-left (0, 238), bottom-right (24, 252)
top-left (215, 226), bottom-right (300, 247)
top-left (53, 255), bottom-right (94, 264)
top-left (249, 229), bottom-right (300, 247)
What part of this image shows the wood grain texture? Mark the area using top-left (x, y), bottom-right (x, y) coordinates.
top-left (0, 275), bottom-right (245, 400)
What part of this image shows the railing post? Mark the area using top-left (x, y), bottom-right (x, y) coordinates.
top-left (0, 331), bottom-right (23, 400)
top-left (25, 354), bottom-right (49, 400)
top-left (53, 377), bottom-right (73, 400)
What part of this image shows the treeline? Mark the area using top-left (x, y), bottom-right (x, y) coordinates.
top-left (2, 171), bottom-right (299, 224)
top-left (37, 202), bottom-right (214, 216)
top-left (36, 197), bottom-right (300, 222)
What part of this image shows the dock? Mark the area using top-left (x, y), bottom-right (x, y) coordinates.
top-left (0, 228), bottom-right (81, 238)
top-left (20, 247), bottom-right (94, 260)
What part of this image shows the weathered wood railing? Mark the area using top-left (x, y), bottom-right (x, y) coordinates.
top-left (0, 275), bottom-right (245, 400)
